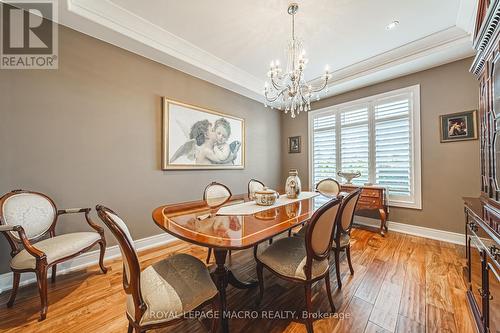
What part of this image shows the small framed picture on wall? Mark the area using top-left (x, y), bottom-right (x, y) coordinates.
top-left (288, 136), bottom-right (301, 153)
top-left (439, 110), bottom-right (478, 143)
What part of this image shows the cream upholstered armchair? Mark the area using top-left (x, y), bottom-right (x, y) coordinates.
top-left (96, 205), bottom-right (219, 333)
top-left (0, 190), bottom-right (107, 320)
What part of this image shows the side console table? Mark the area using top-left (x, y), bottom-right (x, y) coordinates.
top-left (340, 184), bottom-right (389, 235)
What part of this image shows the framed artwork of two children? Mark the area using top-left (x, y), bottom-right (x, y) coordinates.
top-left (162, 98), bottom-right (245, 170)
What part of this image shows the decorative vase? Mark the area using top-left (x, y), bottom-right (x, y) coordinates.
top-left (337, 170), bottom-right (361, 184)
top-left (285, 169), bottom-right (302, 199)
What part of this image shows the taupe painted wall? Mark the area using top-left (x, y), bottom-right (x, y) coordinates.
top-left (281, 58), bottom-right (480, 234)
top-left (0, 26), bottom-right (281, 274)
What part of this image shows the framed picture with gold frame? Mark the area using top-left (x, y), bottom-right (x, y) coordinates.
top-left (439, 110), bottom-right (478, 143)
top-left (162, 98), bottom-right (245, 170)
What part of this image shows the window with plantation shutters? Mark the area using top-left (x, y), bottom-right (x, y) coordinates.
top-left (312, 114), bottom-right (336, 187)
top-left (309, 85), bottom-right (421, 209)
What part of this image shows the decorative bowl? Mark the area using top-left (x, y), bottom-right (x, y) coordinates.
top-left (337, 171), bottom-right (361, 184)
top-left (254, 187), bottom-right (279, 206)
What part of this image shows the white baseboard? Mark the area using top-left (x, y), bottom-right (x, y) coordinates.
top-left (353, 216), bottom-right (465, 245)
top-left (0, 233), bottom-right (175, 294)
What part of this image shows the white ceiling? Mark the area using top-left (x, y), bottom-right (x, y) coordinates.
top-left (57, 0), bottom-right (477, 102)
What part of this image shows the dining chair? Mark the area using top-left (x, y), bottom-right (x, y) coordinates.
top-left (248, 179), bottom-right (265, 200)
top-left (96, 205), bottom-right (219, 333)
top-left (204, 182), bottom-right (232, 264)
top-left (315, 178), bottom-right (341, 196)
top-left (331, 188), bottom-right (361, 289)
top-left (254, 196), bottom-right (343, 333)
top-left (0, 189), bottom-right (107, 320)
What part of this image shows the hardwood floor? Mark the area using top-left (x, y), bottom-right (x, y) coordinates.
top-left (0, 228), bottom-right (474, 333)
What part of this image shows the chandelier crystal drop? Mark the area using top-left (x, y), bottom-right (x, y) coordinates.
top-left (264, 3), bottom-right (331, 118)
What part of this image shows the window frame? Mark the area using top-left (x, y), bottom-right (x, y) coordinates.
top-left (308, 85), bottom-right (422, 209)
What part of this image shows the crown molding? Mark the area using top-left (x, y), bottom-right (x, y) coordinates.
top-left (63, 0), bottom-right (264, 101)
top-left (322, 27), bottom-right (474, 97)
top-left (58, 0), bottom-right (475, 103)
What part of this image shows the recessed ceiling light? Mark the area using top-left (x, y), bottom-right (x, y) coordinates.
top-left (385, 20), bottom-right (399, 30)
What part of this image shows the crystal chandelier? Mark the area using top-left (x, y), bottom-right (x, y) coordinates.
top-left (264, 3), bottom-right (331, 118)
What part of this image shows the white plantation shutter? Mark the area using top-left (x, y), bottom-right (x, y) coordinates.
top-left (340, 106), bottom-right (369, 185)
top-left (309, 85), bottom-right (421, 209)
top-left (375, 96), bottom-right (412, 200)
top-left (312, 113), bottom-right (336, 187)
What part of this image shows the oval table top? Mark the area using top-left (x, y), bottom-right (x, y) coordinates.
top-left (152, 192), bottom-right (335, 250)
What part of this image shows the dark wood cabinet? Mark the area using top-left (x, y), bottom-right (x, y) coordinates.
top-left (464, 199), bottom-right (500, 333)
top-left (467, 2), bottom-right (500, 331)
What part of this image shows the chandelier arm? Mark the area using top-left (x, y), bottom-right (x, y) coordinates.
top-left (270, 76), bottom-right (286, 91)
top-left (265, 89), bottom-right (286, 103)
top-left (308, 77), bottom-right (330, 93)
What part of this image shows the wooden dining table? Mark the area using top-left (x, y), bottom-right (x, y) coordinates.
top-left (152, 192), bottom-right (334, 333)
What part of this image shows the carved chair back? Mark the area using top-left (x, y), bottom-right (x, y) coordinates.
top-left (315, 178), bottom-right (341, 196)
top-left (203, 182), bottom-right (232, 208)
top-left (304, 196), bottom-right (342, 277)
top-left (248, 179), bottom-right (265, 199)
top-left (0, 190), bottom-right (58, 254)
top-left (96, 205), bottom-right (144, 322)
top-left (336, 188), bottom-right (362, 236)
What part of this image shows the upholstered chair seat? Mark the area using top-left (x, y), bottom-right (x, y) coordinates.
top-left (256, 237), bottom-right (328, 280)
top-left (129, 253), bottom-right (218, 326)
top-left (331, 233), bottom-right (350, 248)
top-left (10, 232), bottom-right (101, 270)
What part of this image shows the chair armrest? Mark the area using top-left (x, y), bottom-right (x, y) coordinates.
top-left (58, 208), bottom-right (105, 236)
top-left (57, 208), bottom-right (91, 215)
top-left (0, 225), bottom-right (46, 259)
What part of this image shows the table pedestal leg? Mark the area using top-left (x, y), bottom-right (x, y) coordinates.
top-left (228, 271), bottom-right (258, 289)
top-left (213, 249), bottom-right (229, 333)
top-left (212, 249), bottom-right (258, 333)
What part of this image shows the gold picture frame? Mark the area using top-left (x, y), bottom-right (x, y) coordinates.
top-left (162, 98), bottom-right (245, 170)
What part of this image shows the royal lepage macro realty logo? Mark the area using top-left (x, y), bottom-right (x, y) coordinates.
top-left (1, 0), bottom-right (58, 69)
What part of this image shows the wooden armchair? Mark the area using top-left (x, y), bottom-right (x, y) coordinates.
top-left (0, 190), bottom-right (107, 320)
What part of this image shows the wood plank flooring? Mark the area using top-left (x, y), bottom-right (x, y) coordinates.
top-left (0, 228), bottom-right (474, 333)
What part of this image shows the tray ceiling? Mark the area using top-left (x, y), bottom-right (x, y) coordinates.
top-left (57, 0), bottom-right (477, 102)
